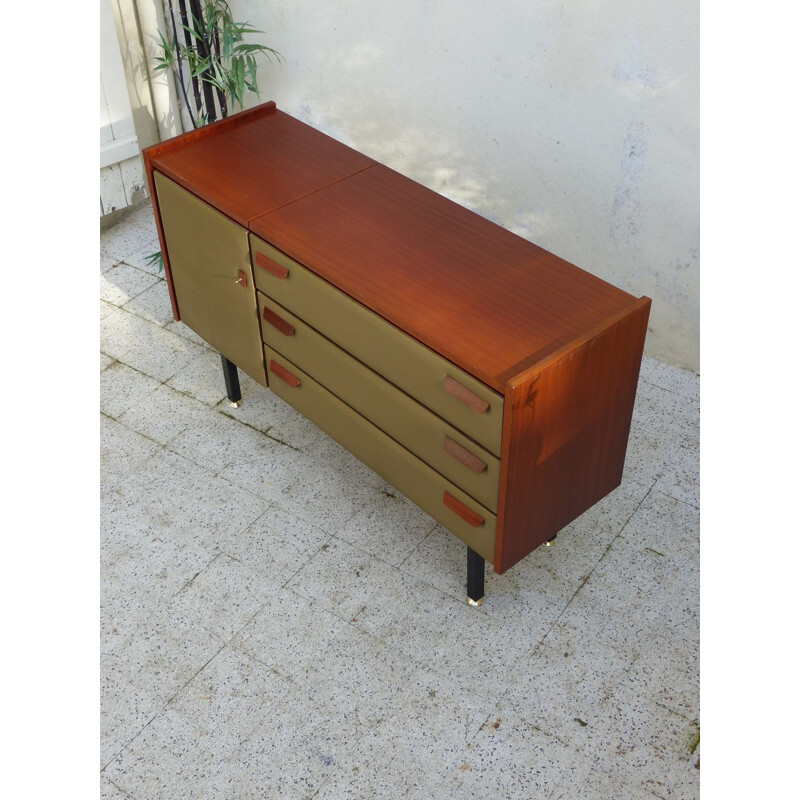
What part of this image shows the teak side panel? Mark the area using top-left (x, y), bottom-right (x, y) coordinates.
top-left (494, 297), bottom-right (651, 574)
top-left (143, 104), bottom-right (375, 227)
top-left (249, 164), bottom-right (638, 392)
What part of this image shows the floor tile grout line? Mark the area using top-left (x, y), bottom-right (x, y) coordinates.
top-left (541, 478), bottom-right (659, 644)
top-left (100, 268), bottom-right (163, 309)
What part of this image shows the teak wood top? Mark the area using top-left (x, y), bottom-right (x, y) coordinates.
top-left (250, 163), bottom-right (642, 392)
top-left (143, 102), bottom-right (375, 226)
top-left (146, 101), bottom-right (646, 393)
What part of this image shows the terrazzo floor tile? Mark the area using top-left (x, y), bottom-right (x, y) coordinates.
top-left (102, 707), bottom-right (227, 799)
top-left (168, 552), bottom-right (286, 641)
top-left (167, 404), bottom-right (280, 474)
top-left (101, 203), bottom-right (159, 261)
top-left (300, 623), bottom-right (426, 727)
top-left (101, 513), bottom-right (209, 617)
top-left (549, 763), bottom-right (665, 800)
top-left (219, 443), bottom-right (309, 505)
top-left (335, 489), bottom-right (438, 567)
top-left (101, 306), bottom-right (206, 383)
top-left (587, 685), bottom-right (700, 799)
top-left (100, 416), bottom-right (161, 493)
top-left (101, 653), bottom-right (169, 769)
top-left (230, 589), bottom-right (349, 684)
top-left (219, 506), bottom-right (331, 583)
top-left (117, 383), bottom-right (212, 445)
top-left (286, 538), bottom-right (404, 622)
top-left (622, 629), bottom-right (699, 720)
top-left (214, 371), bottom-right (281, 434)
top-left (166, 346), bottom-right (230, 407)
top-left (617, 489), bottom-right (699, 566)
top-left (100, 361), bottom-right (161, 420)
top-left (304, 435), bottom-right (389, 490)
top-left (120, 236), bottom-right (163, 274)
top-left (639, 356), bottom-right (699, 401)
top-left (100, 298), bottom-right (117, 319)
top-left (500, 638), bottom-right (635, 746)
top-left (99, 775), bottom-right (134, 798)
top-left (168, 646), bottom-right (295, 750)
top-left (104, 603), bottom-right (225, 703)
top-left (122, 448), bottom-right (271, 553)
top-left (314, 688), bottom-right (492, 800)
top-left (217, 690), bottom-right (364, 800)
top-left (267, 458), bottom-right (380, 535)
top-left (451, 706), bottom-right (580, 799)
top-left (100, 263), bottom-right (160, 307)
top-left (252, 391), bottom-right (332, 451)
top-left (165, 318), bottom-right (212, 349)
top-left (121, 278), bottom-right (174, 326)
top-left (101, 352), bottom-right (114, 371)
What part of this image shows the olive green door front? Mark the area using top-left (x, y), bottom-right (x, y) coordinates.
top-left (154, 171), bottom-right (266, 385)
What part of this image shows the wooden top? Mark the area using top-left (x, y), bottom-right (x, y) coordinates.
top-left (249, 164), bottom-right (642, 391)
top-left (143, 102), bottom-right (375, 226)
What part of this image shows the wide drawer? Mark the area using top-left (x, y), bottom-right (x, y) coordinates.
top-left (259, 293), bottom-right (500, 512)
top-left (251, 234), bottom-right (504, 456)
top-left (265, 347), bottom-right (497, 561)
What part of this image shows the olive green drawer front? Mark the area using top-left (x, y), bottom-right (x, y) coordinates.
top-left (155, 172), bottom-right (266, 386)
top-left (265, 347), bottom-right (496, 561)
top-left (251, 235), bottom-right (503, 455)
top-left (258, 293), bottom-right (500, 512)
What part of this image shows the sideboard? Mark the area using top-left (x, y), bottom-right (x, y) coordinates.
top-left (143, 101), bottom-right (650, 605)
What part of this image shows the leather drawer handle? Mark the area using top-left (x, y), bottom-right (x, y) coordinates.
top-left (268, 360), bottom-right (301, 388)
top-left (255, 251), bottom-right (289, 279)
top-left (444, 376), bottom-right (490, 414)
top-left (443, 491), bottom-right (485, 527)
top-left (262, 306), bottom-right (295, 336)
top-left (443, 436), bottom-right (487, 474)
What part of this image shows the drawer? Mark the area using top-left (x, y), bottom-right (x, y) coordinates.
top-left (251, 234), bottom-right (504, 456)
top-left (265, 347), bottom-right (497, 561)
top-left (259, 293), bottom-right (500, 512)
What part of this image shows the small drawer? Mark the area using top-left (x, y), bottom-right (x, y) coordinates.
top-left (251, 234), bottom-right (504, 456)
top-left (258, 293), bottom-right (500, 511)
top-left (265, 347), bottom-right (496, 561)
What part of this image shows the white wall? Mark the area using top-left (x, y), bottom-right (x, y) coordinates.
top-left (232, 0), bottom-right (699, 371)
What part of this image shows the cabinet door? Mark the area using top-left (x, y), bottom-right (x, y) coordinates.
top-left (154, 171), bottom-right (265, 385)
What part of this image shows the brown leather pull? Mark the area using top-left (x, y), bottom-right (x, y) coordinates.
top-left (269, 360), bottom-right (301, 387)
top-left (443, 491), bottom-right (484, 527)
top-left (444, 376), bottom-right (489, 414)
top-left (255, 251), bottom-right (289, 279)
top-left (262, 306), bottom-right (295, 336)
top-left (234, 269), bottom-right (248, 288)
top-left (443, 436), bottom-right (487, 474)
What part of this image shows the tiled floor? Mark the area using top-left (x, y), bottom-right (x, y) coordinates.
top-left (100, 202), bottom-right (700, 799)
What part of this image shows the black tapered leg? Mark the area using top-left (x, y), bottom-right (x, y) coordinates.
top-left (467, 546), bottom-right (485, 606)
top-left (221, 355), bottom-right (242, 407)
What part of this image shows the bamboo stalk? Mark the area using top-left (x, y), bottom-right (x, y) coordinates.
top-left (211, 16), bottom-right (228, 118)
top-left (165, 0), bottom-right (197, 129)
top-left (189, 0), bottom-right (218, 123)
top-left (177, 0), bottom-right (203, 123)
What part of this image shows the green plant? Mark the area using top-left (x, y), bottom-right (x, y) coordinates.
top-left (155, 0), bottom-right (282, 129)
top-left (147, 1), bottom-right (282, 272)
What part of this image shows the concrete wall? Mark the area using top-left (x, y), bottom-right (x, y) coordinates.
top-left (232, 0), bottom-right (699, 371)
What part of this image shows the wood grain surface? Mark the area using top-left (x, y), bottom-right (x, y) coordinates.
top-left (493, 297), bottom-right (651, 573)
top-left (144, 103), bottom-right (375, 227)
top-left (249, 164), bottom-right (639, 392)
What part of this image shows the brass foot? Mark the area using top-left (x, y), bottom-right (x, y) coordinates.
top-left (544, 534), bottom-right (557, 547)
top-left (229, 400), bottom-right (242, 409)
top-left (467, 596), bottom-right (484, 607)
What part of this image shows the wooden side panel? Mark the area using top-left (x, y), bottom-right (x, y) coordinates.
top-left (493, 298), bottom-right (651, 574)
top-left (143, 148), bottom-right (180, 320)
